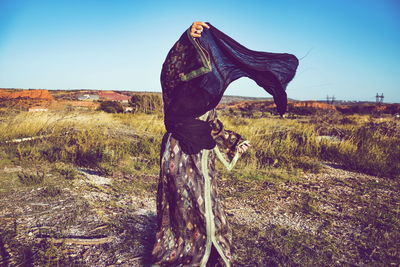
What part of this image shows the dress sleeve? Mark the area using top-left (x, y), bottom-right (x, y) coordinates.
top-left (207, 110), bottom-right (249, 171)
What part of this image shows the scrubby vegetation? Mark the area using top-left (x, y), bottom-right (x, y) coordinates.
top-left (218, 109), bottom-right (399, 178)
top-left (1, 108), bottom-right (398, 179)
top-left (0, 111), bottom-right (163, 177)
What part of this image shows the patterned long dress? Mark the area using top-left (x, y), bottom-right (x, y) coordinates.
top-left (151, 109), bottom-right (248, 267)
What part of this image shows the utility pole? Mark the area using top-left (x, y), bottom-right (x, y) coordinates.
top-left (326, 95), bottom-right (335, 105)
top-left (376, 93), bottom-right (384, 104)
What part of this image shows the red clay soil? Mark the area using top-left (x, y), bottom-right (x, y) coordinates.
top-left (98, 91), bottom-right (130, 101)
top-left (0, 89), bottom-right (54, 101)
top-left (218, 101), bottom-right (275, 110)
top-left (291, 101), bottom-right (336, 110)
top-left (0, 89), bottom-right (100, 110)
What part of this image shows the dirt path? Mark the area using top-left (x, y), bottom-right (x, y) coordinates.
top-left (0, 164), bottom-right (399, 266)
top-left (0, 168), bottom-right (157, 266)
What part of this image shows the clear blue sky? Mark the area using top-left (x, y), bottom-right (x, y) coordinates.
top-left (0, 0), bottom-right (399, 102)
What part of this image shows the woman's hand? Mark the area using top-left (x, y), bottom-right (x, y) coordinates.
top-left (190, 22), bottom-right (210, 38)
top-left (238, 142), bottom-right (251, 154)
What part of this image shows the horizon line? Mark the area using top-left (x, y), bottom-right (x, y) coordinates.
top-left (0, 87), bottom-right (398, 104)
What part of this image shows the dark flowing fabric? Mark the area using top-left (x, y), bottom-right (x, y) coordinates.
top-left (152, 23), bottom-right (298, 266)
top-left (162, 23), bottom-right (298, 153)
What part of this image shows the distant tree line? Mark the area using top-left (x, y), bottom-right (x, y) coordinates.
top-left (128, 94), bottom-right (163, 113)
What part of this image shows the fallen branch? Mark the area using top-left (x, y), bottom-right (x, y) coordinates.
top-left (4, 134), bottom-right (52, 144)
top-left (38, 236), bottom-right (114, 245)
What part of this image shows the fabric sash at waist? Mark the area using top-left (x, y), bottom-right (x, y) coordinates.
top-left (165, 118), bottom-right (216, 155)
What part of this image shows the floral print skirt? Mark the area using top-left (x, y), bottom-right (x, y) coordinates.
top-left (151, 133), bottom-right (232, 267)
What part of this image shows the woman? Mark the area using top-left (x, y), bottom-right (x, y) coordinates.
top-left (151, 22), bottom-right (298, 266)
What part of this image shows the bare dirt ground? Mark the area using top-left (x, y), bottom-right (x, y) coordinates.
top-left (1, 164), bottom-right (399, 266)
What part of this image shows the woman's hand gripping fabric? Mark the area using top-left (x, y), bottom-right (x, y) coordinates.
top-left (237, 142), bottom-right (251, 154)
top-left (190, 21), bottom-right (210, 38)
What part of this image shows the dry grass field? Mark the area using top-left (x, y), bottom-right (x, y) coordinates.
top-left (0, 104), bottom-right (399, 266)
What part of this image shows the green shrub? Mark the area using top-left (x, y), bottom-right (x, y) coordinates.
top-left (293, 156), bottom-right (323, 173)
top-left (18, 170), bottom-right (45, 186)
top-left (98, 101), bottom-right (124, 113)
top-left (97, 162), bottom-right (114, 176)
top-left (40, 185), bottom-right (62, 197)
top-left (230, 117), bottom-right (249, 126)
top-left (54, 162), bottom-right (80, 180)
